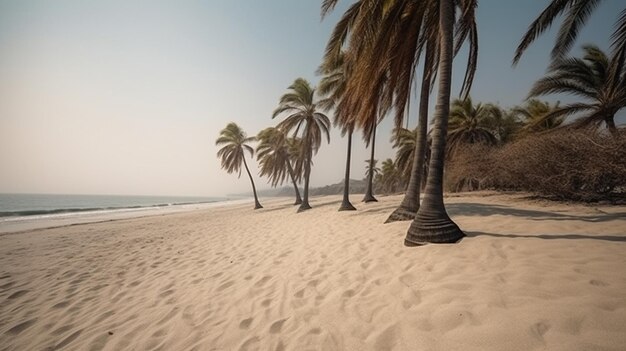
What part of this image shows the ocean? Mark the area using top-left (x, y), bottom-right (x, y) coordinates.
top-left (0, 193), bottom-right (227, 218)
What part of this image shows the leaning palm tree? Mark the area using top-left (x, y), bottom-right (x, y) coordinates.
top-left (512, 99), bottom-right (564, 135)
top-left (526, 45), bottom-right (625, 135)
top-left (513, 0), bottom-right (626, 66)
top-left (256, 127), bottom-right (302, 205)
top-left (272, 78), bottom-right (331, 212)
top-left (445, 97), bottom-right (499, 158)
top-left (318, 51), bottom-right (357, 211)
top-left (216, 123), bottom-right (262, 209)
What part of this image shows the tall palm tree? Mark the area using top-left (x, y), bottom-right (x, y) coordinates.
top-left (512, 99), bottom-right (564, 134)
top-left (322, 0), bottom-right (478, 234)
top-left (527, 45), bottom-right (625, 135)
top-left (318, 51), bottom-right (357, 211)
top-left (406, 0), bottom-right (468, 244)
top-left (513, 0), bottom-right (626, 66)
top-left (445, 97), bottom-right (499, 157)
top-left (273, 78), bottom-right (331, 212)
top-left (216, 123), bottom-right (262, 209)
top-left (256, 127), bottom-right (302, 205)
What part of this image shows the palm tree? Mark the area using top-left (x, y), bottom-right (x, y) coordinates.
top-left (318, 51), bottom-right (357, 211)
top-left (445, 97), bottom-right (499, 157)
top-left (527, 45), bottom-right (625, 135)
top-left (362, 126), bottom-right (379, 203)
top-left (322, 0), bottom-right (478, 237)
top-left (513, 0), bottom-right (626, 65)
top-left (512, 99), bottom-right (564, 134)
top-left (406, 0), bottom-right (470, 244)
top-left (378, 158), bottom-right (402, 194)
top-left (256, 127), bottom-right (302, 205)
top-left (216, 123), bottom-right (262, 209)
top-left (486, 106), bottom-right (522, 143)
top-left (272, 78), bottom-right (331, 212)
top-left (364, 159), bottom-right (380, 181)
top-left (392, 127), bottom-right (418, 186)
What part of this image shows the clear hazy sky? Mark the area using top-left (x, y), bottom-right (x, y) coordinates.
top-left (1, 0), bottom-right (624, 197)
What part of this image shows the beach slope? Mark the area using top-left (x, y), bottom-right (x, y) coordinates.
top-left (1, 193), bottom-right (625, 350)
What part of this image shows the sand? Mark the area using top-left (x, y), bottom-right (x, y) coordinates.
top-left (0, 193), bottom-right (625, 351)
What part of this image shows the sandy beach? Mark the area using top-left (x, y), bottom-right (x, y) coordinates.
top-left (1, 193), bottom-right (625, 351)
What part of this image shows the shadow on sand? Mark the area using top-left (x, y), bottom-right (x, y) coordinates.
top-left (447, 202), bottom-right (626, 223)
top-left (466, 231), bottom-right (626, 243)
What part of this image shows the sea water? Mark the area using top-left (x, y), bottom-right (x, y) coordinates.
top-left (0, 193), bottom-right (239, 233)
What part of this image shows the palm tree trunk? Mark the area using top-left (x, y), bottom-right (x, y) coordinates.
top-left (242, 155), bottom-right (263, 209)
top-left (339, 128), bottom-right (357, 211)
top-left (363, 125), bottom-right (378, 203)
top-left (298, 149), bottom-right (312, 212)
top-left (606, 115), bottom-right (618, 137)
top-left (405, 0), bottom-right (463, 245)
top-left (286, 159), bottom-right (302, 205)
top-left (386, 47), bottom-right (433, 223)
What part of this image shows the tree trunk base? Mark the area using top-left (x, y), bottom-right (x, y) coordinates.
top-left (405, 211), bottom-right (464, 245)
top-left (362, 194), bottom-right (378, 203)
top-left (338, 201), bottom-right (357, 211)
top-left (254, 203), bottom-right (263, 210)
top-left (294, 198), bottom-right (303, 206)
top-left (297, 203), bottom-right (312, 212)
top-left (385, 206), bottom-right (416, 223)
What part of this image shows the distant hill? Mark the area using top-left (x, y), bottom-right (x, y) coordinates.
top-left (228, 179), bottom-right (367, 198)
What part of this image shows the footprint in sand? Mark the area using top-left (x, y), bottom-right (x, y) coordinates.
top-left (5, 319), bottom-right (37, 335)
top-left (238, 336), bottom-right (260, 351)
top-left (7, 290), bottom-right (29, 299)
top-left (589, 279), bottom-right (609, 286)
top-left (269, 318), bottom-right (288, 334)
top-left (239, 317), bottom-right (253, 329)
top-left (530, 321), bottom-right (551, 341)
top-left (53, 329), bottom-right (82, 349)
top-left (217, 281), bottom-right (234, 291)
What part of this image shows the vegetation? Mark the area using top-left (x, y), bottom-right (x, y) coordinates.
top-left (216, 123), bottom-right (263, 209)
top-left (272, 78), bottom-right (331, 212)
top-left (256, 127), bottom-right (303, 205)
top-left (215, 0), bottom-right (626, 247)
top-left (527, 45), bottom-right (626, 135)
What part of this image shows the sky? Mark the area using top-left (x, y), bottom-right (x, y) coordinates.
top-left (0, 0), bottom-right (624, 197)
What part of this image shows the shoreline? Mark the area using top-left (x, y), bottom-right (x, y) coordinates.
top-left (0, 197), bottom-right (259, 235)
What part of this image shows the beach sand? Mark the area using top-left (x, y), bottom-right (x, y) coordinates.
top-left (1, 193), bottom-right (625, 350)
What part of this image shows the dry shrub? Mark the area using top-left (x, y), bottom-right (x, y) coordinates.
top-left (445, 129), bottom-right (626, 201)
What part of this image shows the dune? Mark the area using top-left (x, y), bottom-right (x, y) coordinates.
top-left (0, 192), bottom-right (625, 350)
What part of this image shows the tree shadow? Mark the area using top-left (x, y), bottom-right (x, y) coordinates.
top-left (466, 231), bottom-right (626, 243)
top-left (447, 202), bottom-right (626, 223)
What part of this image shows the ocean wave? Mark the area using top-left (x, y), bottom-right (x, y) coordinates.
top-left (0, 201), bottom-right (215, 218)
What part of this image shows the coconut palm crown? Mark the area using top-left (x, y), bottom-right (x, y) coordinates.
top-left (527, 45), bottom-right (625, 135)
top-left (446, 97), bottom-right (499, 157)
